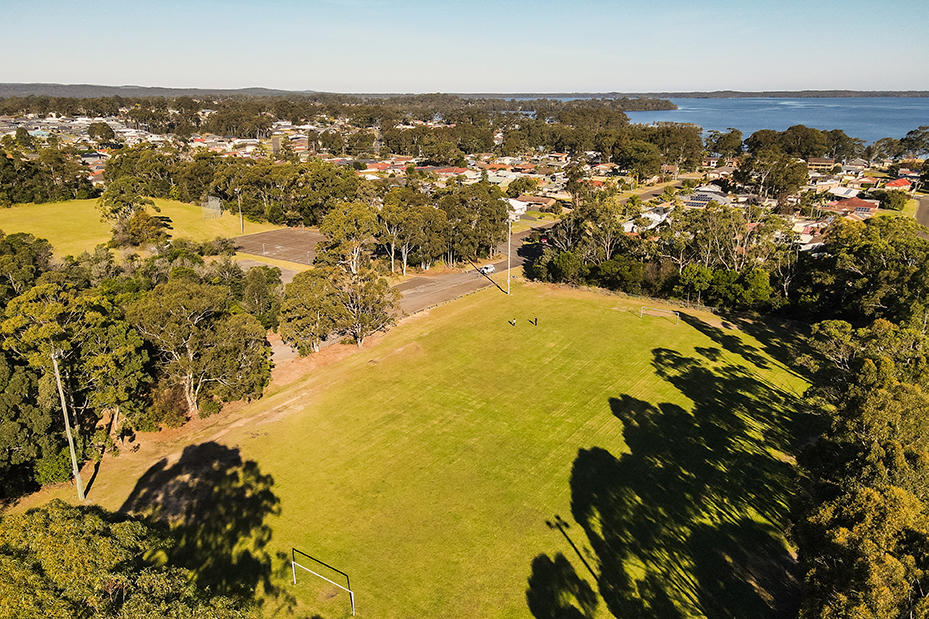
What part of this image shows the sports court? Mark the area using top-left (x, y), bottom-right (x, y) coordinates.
top-left (235, 228), bottom-right (325, 265)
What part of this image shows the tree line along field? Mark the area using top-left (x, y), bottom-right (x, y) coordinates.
top-left (47, 281), bottom-right (808, 619)
top-left (0, 197), bottom-right (279, 257)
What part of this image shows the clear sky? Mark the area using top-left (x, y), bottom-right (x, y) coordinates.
top-left (3, 0), bottom-right (928, 93)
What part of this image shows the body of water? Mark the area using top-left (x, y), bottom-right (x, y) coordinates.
top-left (624, 97), bottom-right (929, 144)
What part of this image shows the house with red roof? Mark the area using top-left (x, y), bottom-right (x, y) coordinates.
top-left (822, 196), bottom-right (879, 219)
top-left (885, 178), bottom-right (913, 191)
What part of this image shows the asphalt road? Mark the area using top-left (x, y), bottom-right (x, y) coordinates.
top-left (916, 194), bottom-right (929, 229)
top-left (394, 225), bottom-right (550, 315)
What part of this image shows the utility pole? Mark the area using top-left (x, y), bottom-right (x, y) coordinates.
top-left (235, 188), bottom-right (244, 235)
top-left (507, 216), bottom-right (512, 295)
top-left (51, 351), bottom-right (84, 501)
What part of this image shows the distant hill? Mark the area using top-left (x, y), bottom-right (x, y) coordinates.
top-left (0, 83), bottom-right (318, 98)
top-left (1, 83), bottom-right (926, 100)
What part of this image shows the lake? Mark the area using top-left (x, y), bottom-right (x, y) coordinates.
top-left (623, 97), bottom-right (929, 144)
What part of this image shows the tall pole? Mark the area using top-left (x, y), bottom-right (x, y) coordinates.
top-left (236, 188), bottom-right (244, 235)
top-left (507, 217), bottom-right (512, 295)
top-left (52, 351), bottom-right (84, 501)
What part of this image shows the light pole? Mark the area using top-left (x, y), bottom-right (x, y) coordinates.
top-left (507, 215), bottom-right (513, 295)
top-left (235, 188), bottom-right (244, 235)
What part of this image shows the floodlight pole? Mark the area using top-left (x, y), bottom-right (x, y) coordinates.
top-left (507, 216), bottom-right (512, 295)
top-left (52, 350), bottom-right (84, 501)
top-left (235, 188), bottom-right (244, 235)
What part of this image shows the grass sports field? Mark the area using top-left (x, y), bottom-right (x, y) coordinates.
top-left (0, 198), bottom-right (278, 257)
top-left (46, 280), bottom-right (811, 619)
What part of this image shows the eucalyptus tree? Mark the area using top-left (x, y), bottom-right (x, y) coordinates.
top-left (126, 279), bottom-right (270, 416)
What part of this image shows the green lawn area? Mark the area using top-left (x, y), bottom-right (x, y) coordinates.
top-left (513, 210), bottom-right (560, 233)
top-left (0, 198), bottom-right (279, 257)
top-left (52, 283), bottom-right (808, 619)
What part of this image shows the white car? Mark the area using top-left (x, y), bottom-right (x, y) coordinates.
top-left (479, 265), bottom-right (495, 274)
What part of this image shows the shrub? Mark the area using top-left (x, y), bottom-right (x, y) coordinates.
top-left (197, 397), bottom-right (222, 419)
top-left (147, 381), bottom-right (188, 429)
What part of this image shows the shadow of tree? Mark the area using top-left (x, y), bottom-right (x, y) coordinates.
top-left (527, 348), bottom-right (803, 619)
top-left (726, 315), bottom-right (810, 373)
top-left (679, 313), bottom-right (772, 371)
top-left (527, 553), bottom-right (599, 619)
top-left (120, 442), bottom-right (283, 601)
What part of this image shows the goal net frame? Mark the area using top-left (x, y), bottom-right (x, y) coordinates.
top-left (640, 306), bottom-right (680, 325)
top-left (200, 195), bottom-right (222, 220)
top-left (291, 548), bottom-right (356, 616)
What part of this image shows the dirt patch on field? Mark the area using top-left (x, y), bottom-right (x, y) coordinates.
top-left (269, 337), bottom-right (376, 387)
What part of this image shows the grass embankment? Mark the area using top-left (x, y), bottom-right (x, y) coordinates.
top-left (36, 283), bottom-right (808, 619)
top-left (0, 198), bottom-right (279, 257)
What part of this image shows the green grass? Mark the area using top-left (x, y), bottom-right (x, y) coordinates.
top-left (53, 283), bottom-right (807, 618)
top-left (0, 198), bottom-right (279, 257)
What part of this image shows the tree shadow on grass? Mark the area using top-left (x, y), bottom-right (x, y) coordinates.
top-left (728, 315), bottom-right (811, 373)
top-left (527, 553), bottom-right (599, 619)
top-left (120, 441), bottom-right (287, 605)
top-left (528, 348), bottom-right (804, 619)
top-left (679, 313), bottom-right (772, 371)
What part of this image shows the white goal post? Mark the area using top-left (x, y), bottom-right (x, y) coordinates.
top-left (291, 548), bottom-right (356, 615)
top-left (640, 306), bottom-right (680, 325)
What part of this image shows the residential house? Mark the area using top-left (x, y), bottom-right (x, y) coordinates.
top-left (842, 158), bottom-right (869, 174)
top-left (514, 195), bottom-right (557, 210)
top-left (845, 177), bottom-right (874, 190)
top-left (623, 205), bottom-right (671, 233)
top-left (808, 157), bottom-right (836, 171)
top-left (885, 178), bottom-right (913, 192)
top-left (821, 196), bottom-right (879, 219)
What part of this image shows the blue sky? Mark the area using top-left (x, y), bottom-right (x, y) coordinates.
top-left (3, 0), bottom-right (928, 93)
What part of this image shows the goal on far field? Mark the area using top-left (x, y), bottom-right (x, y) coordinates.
top-left (640, 306), bottom-right (680, 325)
top-left (200, 195), bottom-right (222, 220)
top-left (291, 548), bottom-right (356, 616)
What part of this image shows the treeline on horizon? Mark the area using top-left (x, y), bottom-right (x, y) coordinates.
top-left (0, 92), bottom-right (675, 123)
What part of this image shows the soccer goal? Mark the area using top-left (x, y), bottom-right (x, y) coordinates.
top-left (640, 306), bottom-right (680, 325)
top-left (200, 196), bottom-right (222, 220)
top-left (291, 548), bottom-right (356, 615)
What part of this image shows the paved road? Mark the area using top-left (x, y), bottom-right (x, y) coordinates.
top-left (395, 225), bottom-right (551, 314)
top-left (916, 194), bottom-right (929, 229)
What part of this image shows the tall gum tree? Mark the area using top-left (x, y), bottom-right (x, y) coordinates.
top-left (126, 279), bottom-right (270, 415)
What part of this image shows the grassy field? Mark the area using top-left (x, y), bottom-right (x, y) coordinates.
top-left (0, 198), bottom-right (279, 257)
top-left (33, 282), bottom-right (808, 619)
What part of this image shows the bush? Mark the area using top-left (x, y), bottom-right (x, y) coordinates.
top-left (147, 382), bottom-right (188, 429)
top-left (197, 397), bottom-right (222, 419)
top-left (880, 190), bottom-right (908, 211)
top-left (202, 236), bottom-right (237, 256)
top-left (33, 447), bottom-right (72, 485)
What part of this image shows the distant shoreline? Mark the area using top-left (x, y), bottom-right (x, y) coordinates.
top-left (460, 90), bottom-right (929, 100)
top-left (0, 83), bottom-right (926, 100)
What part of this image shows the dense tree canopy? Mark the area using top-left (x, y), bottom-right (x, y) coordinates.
top-left (0, 500), bottom-right (256, 619)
